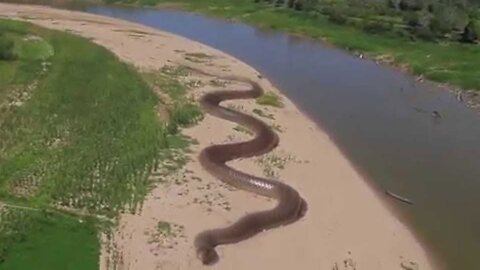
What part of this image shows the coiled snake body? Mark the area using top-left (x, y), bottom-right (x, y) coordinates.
top-left (195, 74), bottom-right (307, 265)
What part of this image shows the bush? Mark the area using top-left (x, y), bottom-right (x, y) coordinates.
top-left (466, 9), bottom-right (479, 21)
top-left (326, 7), bottom-right (348, 25)
top-left (0, 33), bottom-right (16, 61)
top-left (429, 15), bottom-right (453, 37)
top-left (170, 101), bottom-right (203, 128)
top-left (256, 92), bottom-right (283, 107)
top-left (461, 20), bottom-right (479, 43)
top-left (399, 0), bottom-right (424, 11)
top-left (403, 11), bottom-right (421, 27)
top-left (428, 4), bottom-right (464, 37)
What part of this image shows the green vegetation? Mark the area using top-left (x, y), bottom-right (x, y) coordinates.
top-left (183, 52), bottom-right (213, 63)
top-left (154, 221), bottom-right (184, 238)
top-left (255, 0), bottom-right (480, 43)
top-left (0, 19), bottom-right (201, 269)
top-left (115, 0), bottom-right (480, 93)
top-left (14, 35), bottom-right (54, 61)
top-left (0, 19), bottom-right (165, 215)
top-left (256, 91), bottom-right (284, 107)
top-left (255, 152), bottom-right (296, 179)
top-left (209, 78), bottom-right (228, 87)
top-left (0, 208), bottom-right (99, 270)
top-left (146, 220), bottom-right (185, 249)
top-left (252, 108), bottom-right (275, 119)
top-left (142, 65), bottom-right (203, 135)
top-left (233, 124), bottom-right (254, 135)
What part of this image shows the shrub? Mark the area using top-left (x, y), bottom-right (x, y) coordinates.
top-left (466, 9), bottom-right (479, 21)
top-left (428, 4), bottom-right (465, 37)
top-left (170, 101), bottom-right (203, 128)
top-left (326, 7), bottom-right (348, 25)
top-left (429, 15), bottom-right (453, 37)
top-left (256, 92), bottom-right (283, 107)
top-left (461, 20), bottom-right (479, 43)
top-left (403, 11), bottom-right (421, 27)
top-left (399, 0), bottom-right (424, 11)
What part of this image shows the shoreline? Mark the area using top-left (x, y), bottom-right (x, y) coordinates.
top-left (0, 3), bottom-right (437, 269)
top-left (145, 0), bottom-right (480, 112)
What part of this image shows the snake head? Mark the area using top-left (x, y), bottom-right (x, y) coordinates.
top-left (197, 247), bottom-right (219, 265)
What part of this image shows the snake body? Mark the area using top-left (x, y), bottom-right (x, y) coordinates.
top-left (194, 75), bottom-right (307, 265)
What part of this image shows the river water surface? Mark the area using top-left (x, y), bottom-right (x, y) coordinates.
top-left (13, 3), bottom-right (480, 269)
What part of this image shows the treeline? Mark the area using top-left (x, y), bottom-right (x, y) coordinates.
top-left (254, 0), bottom-right (480, 43)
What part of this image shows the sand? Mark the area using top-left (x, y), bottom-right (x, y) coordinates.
top-left (0, 3), bottom-right (436, 270)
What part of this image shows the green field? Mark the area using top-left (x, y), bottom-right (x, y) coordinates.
top-left (0, 209), bottom-right (99, 270)
top-left (0, 19), bottom-right (200, 269)
top-left (119, 0), bottom-right (480, 96)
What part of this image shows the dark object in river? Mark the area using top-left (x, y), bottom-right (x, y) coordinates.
top-left (385, 191), bottom-right (414, 205)
top-left (432, 110), bottom-right (441, 118)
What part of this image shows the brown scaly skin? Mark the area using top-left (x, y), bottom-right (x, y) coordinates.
top-left (192, 71), bottom-right (307, 265)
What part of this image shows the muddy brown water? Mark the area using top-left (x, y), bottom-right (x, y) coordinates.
top-left (7, 2), bottom-right (480, 269)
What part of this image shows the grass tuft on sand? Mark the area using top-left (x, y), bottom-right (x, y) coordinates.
top-left (256, 91), bottom-right (284, 108)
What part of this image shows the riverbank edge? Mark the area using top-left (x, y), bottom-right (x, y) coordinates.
top-left (132, 0), bottom-right (479, 112)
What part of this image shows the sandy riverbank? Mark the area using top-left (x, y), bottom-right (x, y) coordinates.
top-left (0, 3), bottom-right (435, 270)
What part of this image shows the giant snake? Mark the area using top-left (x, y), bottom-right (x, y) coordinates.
top-left (192, 70), bottom-right (307, 265)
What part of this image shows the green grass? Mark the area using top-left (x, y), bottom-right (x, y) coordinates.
top-left (252, 108), bottom-right (274, 119)
top-left (14, 35), bottom-right (54, 61)
top-left (0, 208), bottom-right (99, 270)
top-left (0, 19), bottom-right (167, 214)
top-left (143, 0), bottom-right (480, 92)
top-left (256, 91), bottom-right (284, 108)
top-left (142, 65), bottom-right (203, 135)
top-left (0, 19), bottom-right (201, 269)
